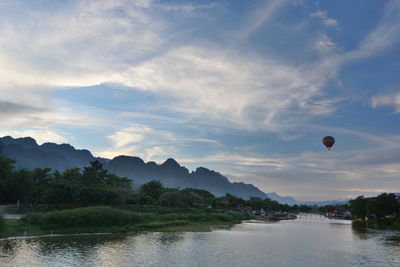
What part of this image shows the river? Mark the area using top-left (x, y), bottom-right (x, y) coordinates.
top-left (1, 214), bottom-right (399, 267)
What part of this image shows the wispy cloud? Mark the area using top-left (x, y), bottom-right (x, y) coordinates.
top-left (1, 0), bottom-right (399, 201)
top-left (310, 10), bottom-right (338, 27)
top-left (371, 91), bottom-right (400, 113)
top-left (0, 128), bottom-right (69, 144)
top-left (239, 0), bottom-right (289, 38)
top-left (342, 0), bottom-right (400, 61)
top-left (98, 123), bottom-right (220, 160)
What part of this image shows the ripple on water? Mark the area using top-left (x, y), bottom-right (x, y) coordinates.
top-left (0, 217), bottom-right (399, 267)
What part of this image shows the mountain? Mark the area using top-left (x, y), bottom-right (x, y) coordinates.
top-left (0, 136), bottom-right (108, 171)
top-left (299, 199), bottom-right (350, 207)
top-left (0, 136), bottom-right (295, 202)
top-left (265, 192), bottom-right (297, 205)
top-left (107, 156), bottom-right (270, 200)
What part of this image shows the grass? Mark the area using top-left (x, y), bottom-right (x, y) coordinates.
top-left (0, 218), bottom-right (235, 238)
top-left (0, 214), bottom-right (4, 232)
top-left (0, 206), bottom-right (250, 238)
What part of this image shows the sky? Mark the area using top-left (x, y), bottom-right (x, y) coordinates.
top-left (0, 0), bottom-right (399, 201)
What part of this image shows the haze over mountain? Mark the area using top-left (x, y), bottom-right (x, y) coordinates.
top-left (0, 136), bottom-right (296, 204)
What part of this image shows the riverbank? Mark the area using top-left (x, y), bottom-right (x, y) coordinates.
top-left (352, 218), bottom-right (400, 231)
top-left (0, 218), bottom-right (237, 238)
top-left (0, 206), bottom-right (248, 238)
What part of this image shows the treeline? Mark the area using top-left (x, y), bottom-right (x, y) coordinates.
top-left (0, 157), bottom-right (132, 206)
top-left (349, 193), bottom-right (399, 221)
top-left (0, 155), bottom-right (294, 212)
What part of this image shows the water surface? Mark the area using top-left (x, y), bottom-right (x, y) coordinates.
top-left (1, 214), bottom-right (399, 267)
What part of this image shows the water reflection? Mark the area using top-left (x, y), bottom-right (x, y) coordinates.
top-left (1, 217), bottom-right (399, 267)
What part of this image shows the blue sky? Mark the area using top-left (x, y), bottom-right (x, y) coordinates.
top-left (0, 0), bottom-right (399, 201)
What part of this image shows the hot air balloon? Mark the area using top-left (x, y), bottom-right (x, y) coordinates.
top-left (322, 136), bottom-right (335, 150)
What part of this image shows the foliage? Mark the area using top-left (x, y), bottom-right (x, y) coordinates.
top-left (0, 213), bottom-right (4, 231)
top-left (1, 154), bottom-right (311, 216)
top-left (26, 206), bottom-right (143, 227)
top-left (349, 193), bottom-right (399, 221)
top-left (0, 159), bottom-right (133, 206)
top-left (139, 180), bottom-right (165, 200)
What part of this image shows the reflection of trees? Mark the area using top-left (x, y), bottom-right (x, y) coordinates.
top-left (351, 222), bottom-right (370, 240)
top-left (34, 234), bottom-right (129, 255)
top-left (0, 238), bottom-right (20, 255)
top-left (157, 232), bottom-right (184, 245)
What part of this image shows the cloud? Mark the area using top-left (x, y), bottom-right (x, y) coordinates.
top-left (0, 0), bottom-right (396, 135)
top-left (239, 0), bottom-right (289, 38)
top-left (310, 10), bottom-right (338, 27)
top-left (371, 92), bottom-right (400, 112)
top-left (315, 33), bottom-right (336, 54)
top-left (96, 145), bottom-right (168, 162)
top-left (119, 45), bottom-right (339, 131)
top-left (107, 124), bottom-right (153, 148)
top-left (1, 0), bottom-right (399, 201)
top-left (0, 129), bottom-right (69, 144)
top-left (342, 0), bottom-right (400, 61)
top-left (156, 2), bottom-right (218, 14)
top-left (0, 100), bottom-right (45, 115)
top-left (99, 122), bottom-right (221, 160)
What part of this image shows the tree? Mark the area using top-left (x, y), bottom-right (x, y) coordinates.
top-left (7, 169), bottom-right (34, 203)
top-left (159, 191), bottom-right (185, 207)
top-left (181, 188), bottom-right (215, 207)
top-left (0, 155), bottom-right (15, 180)
top-left (43, 182), bottom-right (81, 205)
top-left (139, 180), bottom-right (165, 200)
top-left (62, 168), bottom-right (82, 182)
top-left (248, 197), bottom-right (264, 210)
top-left (32, 168), bottom-right (52, 202)
top-left (365, 198), bottom-right (378, 218)
top-left (80, 160), bottom-right (108, 186)
top-left (375, 193), bottom-right (398, 218)
top-left (349, 196), bottom-right (367, 218)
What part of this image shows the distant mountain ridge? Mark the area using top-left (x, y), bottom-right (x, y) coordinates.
top-left (0, 136), bottom-right (296, 203)
top-left (299, 199), bottom-right (350, 207)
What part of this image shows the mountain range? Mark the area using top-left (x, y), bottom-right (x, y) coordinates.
top-left (0, 136), bottom-right (296, 204)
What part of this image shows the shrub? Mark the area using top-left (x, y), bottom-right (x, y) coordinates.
top-left (143, 220), bottom-right (190, 229)
top-left (26, 206), bottom-right (143, 227)
top-left (0, 213), bottom-right (4, 231)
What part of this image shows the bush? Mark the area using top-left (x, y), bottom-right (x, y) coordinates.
top-left (143, 220), bottom-right (190, 229)
top-left (0, 213), bottom-right (4, 231)
top-left (26, 206), bottom-right (143, 227)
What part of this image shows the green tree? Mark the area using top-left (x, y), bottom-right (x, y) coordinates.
top-left (159, 190), bottom-right (185, 207)
top-left (0, 155), bottom-right (15, 179)
top-left (7, 169), bottom-right (34, 203)
top-left (139, 180), bottom-right (165, 200)
top-left (43, 182), bottom-right (81, 205)
top-left (62, 168), bottom-right (82, 182)
top-left (365, 198), bottom-right (377, 217)
top-left (80, 160), bottom-right (108, 186)
top-left (181, 188), bottom-right (215, 207)
top-left (248, 197), bottom-right (264, 210)
top-left (32, 168), bottom-right (52, 202)
top-left (349, 196), bottom-right (367, 218)
top-left (375, 193), bottom-right (398, 218)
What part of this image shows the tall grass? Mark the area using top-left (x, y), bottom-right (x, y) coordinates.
top-left (26, 206), bottom-right (142, 227)
top-left (0, 213), bottom-right (4, 231)
top-left (25, 206), bottom-right (250, 229)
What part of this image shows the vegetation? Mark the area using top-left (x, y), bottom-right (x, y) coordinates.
top-left (0, 154), bottom-right (260, 237)
top-left (0, 155), bottom-right (294, 212)
top-left (349, 193), bottom-right (400, 229)
top-left (5, 153), bottom-right (397, 235)
top-left (0, 214), bottom-right (4, 231)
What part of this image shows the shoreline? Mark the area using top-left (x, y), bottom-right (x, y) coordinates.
top-left (0, 218), bottom-right (239, 239)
